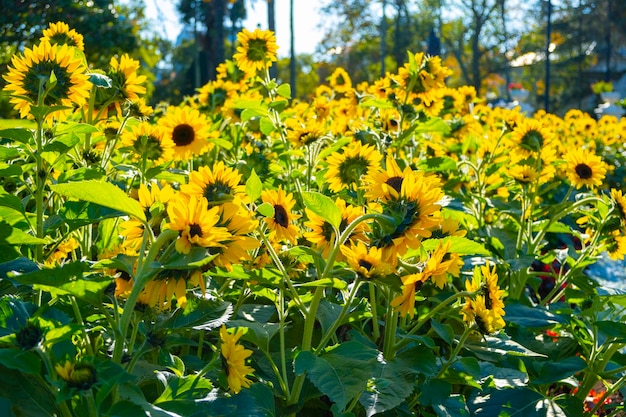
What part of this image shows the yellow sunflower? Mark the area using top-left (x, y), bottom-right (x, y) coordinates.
top-left (233, 28), bottom-right (278, 74)
top-left (220, 326), bottom-right (254, 394)
top-left (45, 237), bottom-right (80, 267)
top-left (212, 202), bottom-right (260, 270)
top-left (461, 263), bottom-right (505, 334)
top-left (363, 156), bottom-right (411, 202)
top-left (158, 105), bottom-right (216, 160)
top-left (509, 119), bottom-right (552, 153)
top-left (508, 164), bottom-right (540, 185)
top-left (327, 67), bottom-right (353, 94)
top-left (119, 122), bottom-right (175, 166)
top-left (3, 40), bottom-right (91, 119)
top-left (340, 241), bottom-right (393, 280)
top-left (605, 230), bottom-right (626, 261)
top-left (370, 170), bottom-right (444, 259)
top-left (304, 197), bottom-right (369, 259)
top-left (166, 194), bottom-right (231, 254)
top-left (261, 187), bottom-right (301, 244)
top-left (181, 161), bottom-right (247, 205)
top-left (610, 189), bottom-right (626, 225)
top-left (137, 269), bottom-right (206, 311)
top-left (564, 148), bottom-right (607, 189)
top-left (390, 272), bottom-right (428, 319)
top-left (324, 141), bottom-right (383, 193)
top-left (109, 53), bottom-right (147, 101)
top-left (41, 21), bottom-right (85, 51)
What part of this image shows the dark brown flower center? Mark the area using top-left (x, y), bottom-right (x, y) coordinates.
top-left (172, 124), bottom-right (195, 146)
top-left (575, 163), bottom-right (593, 179)
top-left (358, 259), bottom-right (373, 271)
top-left (189, 223), bottom-right (203, 238)
top-left (274, 205), bottom-right (289, 228)
top-left (386, 176), bottom-right (404, 193)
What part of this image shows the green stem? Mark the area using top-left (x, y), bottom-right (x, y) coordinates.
top-left (436, 326), bottom-right (472, 377)
top-left (70, 296), bottom-right (94, 357)
top-left (369, 283), bottom-right (380, 342)
top-left (314, 279), bottom-right (362, 353)
top-left (382, 287), bottom-right (398, 359)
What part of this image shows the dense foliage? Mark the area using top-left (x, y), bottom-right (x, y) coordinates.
top-left (1, 21), bottom-right (626, 417)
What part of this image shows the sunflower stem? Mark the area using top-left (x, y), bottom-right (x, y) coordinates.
top-left (314, 278), bottom-right (362, 353)
top-left (369, 282), bottom-right (380, 342)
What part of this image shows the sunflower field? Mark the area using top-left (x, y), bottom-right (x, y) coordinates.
top-left (2, 21), bottom-right (626, 417)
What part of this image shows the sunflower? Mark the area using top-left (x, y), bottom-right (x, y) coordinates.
top-left (212, 202), bottom-right (260, 270)
top-left (45, 237), bottom-right (80, 267)
top-left (286, 119), bottom-right (325, 148)
top-left (181, 161), bottom-right (247, 206)
top-left (606, 230), bottom-right (626, 261)
top-left (158, 105), bottom-right (216, 160)
top-left (233, 28), bottom-right (278, 74)
top-left (261, 187), bottom-right (300, 244)
top-left (324, 141), bottom-right (383, 193)
top-left (304, 198), bottom-right (369, 259)
top-left (55, 360), bottom-right (97, 390)
top-left (166, 194), bottom-right (231, 254)
top-left (509, 119), bottom-right (552, 153)
top-left (564, 148), bottom-right (607, 189)
top-left (119, 122), bottom-right (175, 166)
top-left (427, 240), bottom-right (462, 289)
top-left (363, 156), bottom-right (411, 201)
top-left (461, 263), bottom-right (505, 334)
top-left (340, 241), bottom-right (392, 280)
top-left (138, 269), bottom-right (205, 311)
top-left (41, 21), bottom-right (84, 51)
top-left (108, 53), bottom-right (147, 101)
top-left (390, 272), bottom-right (428, 319)
top-left (327, 67), bottom-right (353, 94)
top-left (370, 170), bottom-right (444, 259)
top-left (3, 40), bottom-right (91, 119)
top-left (220, 325), bottom-right (254, 394)
top-left (610, 189), bottom-right (626, 225)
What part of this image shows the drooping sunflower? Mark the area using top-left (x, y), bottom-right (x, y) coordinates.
top-left (157, 105), bottom-right (216, 160)
top-left (233, 28), bottom-right (278, 74)
top-left (138, 269), bottom-right (205, 311)
top-left (261, 187), bottom-right (301, 244)
top-left (41, 21), bottom-right (85, 51)
top-left (119, 122), bottom-right (175, 166)
top-left (564, 148), bottom-right (607, 189)
top-left (220, 325), bottom-right (254, 394)
top-left (324, 141), bottom-right (383, 193)
top-left (508, 164), bottom-right (540, 185)
top-left (304, 197), bottom-right (369, 259)
top-left (108, 54), bottom-right (147, 101)
top-left (327, 67), bottom-right (353, 94)
top-left (390, 272), bottom-right (428, 319)
top-left (340, 241), bottom-right (393, 280)
top-left (166, 194), bottom-right (231, 254)
top-left (45, 237), bottom-right (80, 267)
top-left (461, 263), bottom-right (505, 334)
top-left (3, 40), bottom-right (91, 119)
top-left (181, 161), bottom-right (247, 206)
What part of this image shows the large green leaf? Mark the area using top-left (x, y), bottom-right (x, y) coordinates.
top-left (421, 236), bottom-right (490, 256)
top-left (246, 169), bottom-right (263, 202)
top-left (7, 262), bottom-right (112, 305)
top-left (302, 191), bottom-right (342, 230)
top-left (294, 341), bottom-right (378, 411)
top-left (469, 389), bottom-right (568, 417)
top-left (358, 355), bottom-right (417, 416)
top-left (154, 372), bottom-right (213, 403)
top-left (0, 349), bottom-right (41, 374)
top-left (51, 180), bottom-right (146, 222)
top-left (0, 366), bottom-right (57, 417)
top-left (156, 298), bottom-right (232, 331)
top-left (505, 303), bottom-right (566, 329)
top-left (0, 128), bottom-right (32, 144)
top-left (531, 356), bottom-right (587, 385)
top-left (432, 395), bottom-right (471, 417)
top-left (0, 221), bottom-right (48, 245)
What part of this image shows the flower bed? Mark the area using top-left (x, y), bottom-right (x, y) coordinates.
top-left (1, 22), bottom-right (626, 417)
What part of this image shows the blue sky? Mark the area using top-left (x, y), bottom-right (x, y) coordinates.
top-left (142, 0), bottom-right (325, 56)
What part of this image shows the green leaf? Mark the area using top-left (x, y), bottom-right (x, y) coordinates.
top-left (88, 72), bottom-right (112, 88)
top-left (595, 320), bottom-right (626, 340)
top-left (276, 83), bottom-right (291, 99)
top-left (417, 156), bottom-right (457, 173)
top-left (227, 319), bottom-right (280, 352)
top-left (295, 342), bottom-right (378, 411)
top-left (60, 201), bottom-right (126, 230)
top-left (358, 355), bottom-right (418, 416)
top-left (0, 366), bottom-right (57, 417)
top-left (432, 395), bottom-right (470, 417)
top-left (417, 379), bottom-right (452, 407)
top-left (0, 128), bottom-right (32, 144)
top-left (505, 303), bottom-right (566, 328)
top-left (478, 362), bottom-right (528, 389)
top-left (302, 191), bottom-right (342, 230)
top-left (246, 169), bottom-right (263, 202)
top-left (0, 191), bottom-right (24, 214)
top-left (359, 98), bottom-right (394, 109)
top-left (51, 180), bottom-right (146, 222)
top-left (465, 334), bottom-right (547, 358)
top-left (0, 147), bottom-right (20, 161)
top-left (8, 262), bottom-right (112, 305)
top-left (259, 117), bottom-right (275, 135)
top-left (154, 373), bottom-right (213, 403)
top-left (294, 277), bottom-right (347, 289)
top-left (469, 389), bottom-right (564, 417)
top-left (0, 350), bottom-right (41, 374)
top-left (431, 319), bottom-right (454, 345)
top-left (0, 221), bottom-right (48, 245)
top-left (531, 356), bottom-right (587, 385)
top-left (421, 236), bottom-right (490, 256)
top-left (157, 298), bottom-right (232, 331)
top-left (257, 202), bottom-right (275, 218)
